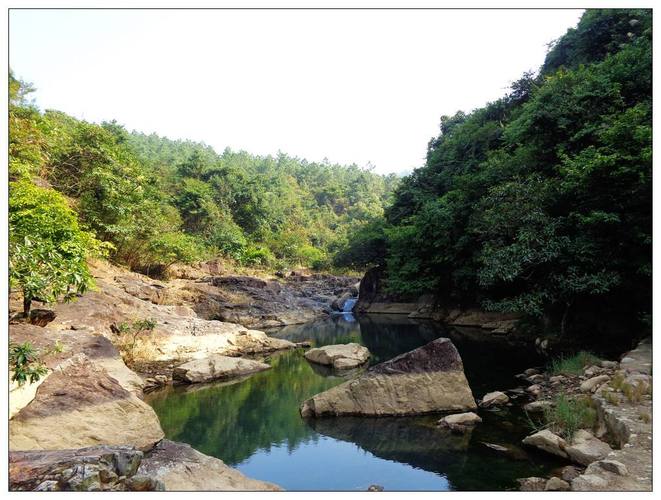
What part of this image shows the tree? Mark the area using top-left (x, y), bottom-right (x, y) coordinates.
top-left (9, 180), bottom-right (106, 314)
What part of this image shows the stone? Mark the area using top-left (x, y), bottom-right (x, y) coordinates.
top-left (172, 355), bottom-right (270, 383)
top-left (584, 365), bottom-right (603, 377)
top-left (367, 484), bottom-right (384, 492)
top-left (438, 412), bottom-right (482, 433)
top-left (565, 430), bottom-right (613, 466)
top-left (560, 465), bottom-right (581, 482)
top-left (479, 391), bottom-right (509, 408)
top-left (137, 440), bottom-right (281, 491)
top-left (124, 475), bottom-right (165, 491)
top-left (300, 338), bottom-right (476, 417)
top-left (526, 384), bottom-right (542, 395)
top-left (545, 477), bottom-right (570, 491)
top-left (524, 368), bottom-right (540, 376)
top-left (9, 356), bottom-right (164, 452)
top-left (549, 375), bottom-right (566, 384)
top-left (517, 477), bottom-right (547, 491)
top-left (580, 375), bottom-right (610, 393)
top-left (527, 374), bottom-right (545, 384)
top-left (586, 460), bottom-right (628, 476)
top-left (601, 360), bottom-right (618, 369)
top-left (522, 429), bottom-right (568, 458)
top-left (304, 343), bottom-right (370, 370)
top-left (524, 400), bottom-right (552, 413)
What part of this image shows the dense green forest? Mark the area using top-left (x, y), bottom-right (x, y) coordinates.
top-left (9, 77), bottom-right (398, 311)
top-left (8, 9), bottom-right (652, 342)
top-left (339, 9), bottom-right (652, 340)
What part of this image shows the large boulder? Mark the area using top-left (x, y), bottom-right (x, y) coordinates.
top-left (173, 355), bottom-right (270, 383)
top-left (9, 355), bottom-right (164, 452)
top-left (137, 440), bottom-right (281, 491)
top-left (300, 337), bottom-right (476, 417)
top-left (9, 446), bottom-right (162, 491)
top-left (304, 343), bottom-right (370, 370)
top-left (437, 412), bottom-right (482, 433)
top-left (479, 391), bottom-right (509, 408)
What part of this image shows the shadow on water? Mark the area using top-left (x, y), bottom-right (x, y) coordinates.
top-left (147, 313), bottom-right (566, 491)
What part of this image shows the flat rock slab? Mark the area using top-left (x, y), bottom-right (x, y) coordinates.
top-left (304, 343), bottom-right (370, 370)
top-left (9, 355), bottom-right (164, 452)
top-left (138, 440), bottom-right (281, 491)
top-left (300, 337), bottom-right (476, 417)
top-left (522, 429), bottom-right (568, 458)
top-left (173, 355), bottom-right (270, 383)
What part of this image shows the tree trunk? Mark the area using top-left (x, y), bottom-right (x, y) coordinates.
top-left (23, 296), bottom-right (32, 316)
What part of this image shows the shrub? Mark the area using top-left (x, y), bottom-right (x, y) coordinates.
top-left (112, 318), bottom-right (157, 366)
top-left (9, 180), bottom-right (107, 314)
top-left (9, 342), bottom-right (48, 385)
top-left (543, 393), bottom-right (597, 440)
top-left (550, 351), bottom-right (601, 375)
top-left (143, 232), bottom-right (205, 278)
top-left (239, 244), bottom-right (275, 268)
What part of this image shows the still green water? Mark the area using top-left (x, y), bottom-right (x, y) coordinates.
top-left (146, 314), bottom-right (565, 491)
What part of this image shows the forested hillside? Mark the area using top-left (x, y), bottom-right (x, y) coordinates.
top-left (9, 78), bottom-right (398, 312)
top-left (340, 9), bottom-right (652, 340)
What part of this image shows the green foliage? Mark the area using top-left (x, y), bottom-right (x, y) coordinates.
top-left (543, 393), bottom-right (597, 440)
top-left (378, 9), bottom-right (651, 339)
top-left (9, 180), bottom-right (107, 313)
top-left (550, 351), bottom-right (601, 375)
top-left (239, 244), bottom-right (276, 268)
top-left (9, 342), bottom-right (49, 386)
top-left (113, 318), bottom-right (157, 365)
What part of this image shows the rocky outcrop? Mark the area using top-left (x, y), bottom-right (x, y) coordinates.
top-left (173, 355), bottom-right (270, 383)
top-left (300, 337), bottom-right (476, 417)
top-left (304, 343), bottom-right (370, 370)
top-left (9, 355), bottom-right (164, 452)
top-left (9, 446), bottom-right (162, 491)
top-left (137, 440), bottom-right (281, 491)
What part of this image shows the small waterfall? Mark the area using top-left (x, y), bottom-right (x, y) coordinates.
top-left (342, 298), bottom-right (357, 313)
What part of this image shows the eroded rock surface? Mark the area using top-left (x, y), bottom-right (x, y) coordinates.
top-left (9, 355), bottom-right (164, 452)
top-left (300, 337), bottom-right (476, 417)
top-left (9, 446), bottom-right (162, 491)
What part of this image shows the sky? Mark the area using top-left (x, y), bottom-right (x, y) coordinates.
top-left (9, 9), bottom-right (583, 175)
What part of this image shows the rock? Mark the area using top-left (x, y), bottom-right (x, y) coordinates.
top-left (545, 477), bottom-right (570, 491)
top-left (571, 474), bottom-right (609, 491)
top-left (304, 343), bottom-right (370, 370)
top-left (560, 465), bottom-right (581, 481)
top-left (586, 460), bottom-right (628, 476)
top-left (367, 484), bottom-right (384, 492)
top-left (154, 375), bottom-right (168, 385)
top-left (580, 375), bottom-right (610, 393)
top-left (526, 384), bottom-right (542, 396)
top-left (584, 365), bottom-right (603, 377)
top-left (438, 412), bottom-right (482, 433)
top-left (300, 338), bottom-right (476, 417)
top-left (524, 400), bottom-right (552, 413)
top-left (481, 442), bottom-right (509, 452)
top-left (565, 430), bottom-right (613, 466)
top-left (9, 355), bottom-right (164, 452)
top-left (331, 292), bottom-right (354, 312)
top-left (522, 429), bottom-right (568, 458)
top-left (479, 391), bottom-right (509, 408)
top-left (524, 368), bottom-right (540, 376)
top-left (517, 477), bottom-right (547, 491)
top-left (549, 375), bottom-right (566, 384)
top-left (137, 440), bottom-right (281, 491)
top-left (172, 355), bottom-right (270, 383)
top-left (527, 374), bottom-right (545, 384)
top-left (8, 446), bottom-right (162, 491)
top-left (600, 360), bottom-right (618, 369)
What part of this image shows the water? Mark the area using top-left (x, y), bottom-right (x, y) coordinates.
top-left (146, 314), bottom-right (566, 491)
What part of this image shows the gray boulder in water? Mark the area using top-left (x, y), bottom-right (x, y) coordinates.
top-left (300, 337), bottom-right (476, 417)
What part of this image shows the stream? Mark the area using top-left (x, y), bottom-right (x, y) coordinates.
top-left (146, 313), bottom-right (567, 491)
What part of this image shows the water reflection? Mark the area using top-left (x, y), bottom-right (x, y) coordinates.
top-left (147, 314), bottom-right (562, 491)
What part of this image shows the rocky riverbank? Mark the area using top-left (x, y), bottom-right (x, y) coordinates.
top-left (9, 258), bottom-right (357, 491)
top-left (510, 338), bottom-right (652, 491)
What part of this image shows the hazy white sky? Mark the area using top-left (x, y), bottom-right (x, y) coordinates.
top-left (10, 9), bottom-right (583, 174)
